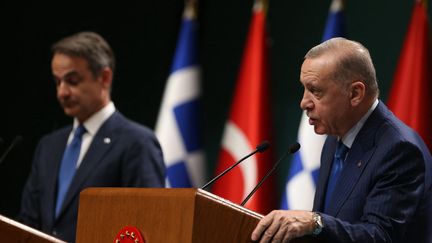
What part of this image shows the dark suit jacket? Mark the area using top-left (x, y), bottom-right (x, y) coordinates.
top-left (18, 111), bottom-right (165, 243)
top-left (313, 101), bottom-right (432, 243)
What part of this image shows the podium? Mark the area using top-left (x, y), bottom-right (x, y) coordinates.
top-left (76, 188), bottom-right (319, 243)
top-left (0, 214), bottom-right (66, 243)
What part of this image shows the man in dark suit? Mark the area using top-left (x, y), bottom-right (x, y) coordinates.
top-left (252, 37), bottom-right (432, 242)
top-left (18, 31), bottom-right (165, 243)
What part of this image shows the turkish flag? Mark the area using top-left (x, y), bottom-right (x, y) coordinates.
top-left (387, 1), bottom-right (432, 151)
top-left (211, 1), bottom-right (276, 214)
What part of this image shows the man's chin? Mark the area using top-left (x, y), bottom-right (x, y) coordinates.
top-left (313, 126), bottom-right (327, 135)
top-left (62, 108), bottom-right (78, 118)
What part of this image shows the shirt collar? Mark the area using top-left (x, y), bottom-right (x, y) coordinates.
top-left (341, 99), bottom-right (379, 148)
top-left (73, 102), bottom-right (116, 136)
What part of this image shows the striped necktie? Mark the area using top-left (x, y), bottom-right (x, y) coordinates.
top-left (324, 140), bottom-right (349, 212)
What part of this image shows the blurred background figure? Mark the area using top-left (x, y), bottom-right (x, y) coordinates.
top-left (17, 31), bottom-right (165, 243)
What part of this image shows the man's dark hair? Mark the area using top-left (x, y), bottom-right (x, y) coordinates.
top-left (51, 31), bottom-right (115, 78)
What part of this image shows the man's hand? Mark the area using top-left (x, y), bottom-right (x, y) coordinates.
top-left (251, 210), bottom-right (315, 243)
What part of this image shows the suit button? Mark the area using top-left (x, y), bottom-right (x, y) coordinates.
top-left (52, 230), bottom-right (57, 235)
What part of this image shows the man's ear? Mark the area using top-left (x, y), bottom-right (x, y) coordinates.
top-left (100, 67), bottom-right (113, 88)
top-left (350, 81), bottom-right (365, 107)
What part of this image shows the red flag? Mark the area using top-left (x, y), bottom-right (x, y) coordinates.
top-left (387, 0), bottom-right (432, 150)
top-left (211, 1), bottom-right (275, 214)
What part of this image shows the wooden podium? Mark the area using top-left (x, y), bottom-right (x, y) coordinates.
top-left (0, 214), bottom-right (66, 243)
top-left (76, 188), bottom-right (319, 243)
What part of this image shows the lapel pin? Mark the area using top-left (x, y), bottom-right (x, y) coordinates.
top-left (103, 137), bottom-right (111, 144)
top-left (357, 161), bottom-right (362, 167)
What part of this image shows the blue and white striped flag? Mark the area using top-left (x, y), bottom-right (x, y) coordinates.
top-left (155, 2), bottom-right (205, 188)
top-left (280, 0), bottom-right (346, 210)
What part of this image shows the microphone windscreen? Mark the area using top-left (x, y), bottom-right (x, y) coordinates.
top-left (289, 142), bottom-right (301, 153)
top-left (256, 140), bottom-right (270, 152)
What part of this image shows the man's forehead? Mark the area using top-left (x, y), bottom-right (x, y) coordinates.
top-left (52, 54), bottom-right (90, 75)
top-left (302, 56), bottom-right (335, 75)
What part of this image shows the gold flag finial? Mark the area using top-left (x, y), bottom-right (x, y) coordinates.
top-left (417, 0), bottom-right (428, 8)
top-left (254, 0), bottom-right (268, 15)
top-left (184, 0), bottom-right (198, 19)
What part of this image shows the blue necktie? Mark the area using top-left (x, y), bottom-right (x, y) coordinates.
top-left (324, 140), bottom-right (349, 212)
top-left (55, 125), bottom-right (86, 218)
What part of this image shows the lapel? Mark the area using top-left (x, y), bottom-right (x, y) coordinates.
top-left (325, 102), bottom-right (388, 216)
top-left (47, 128), bottom-right (71, 223)
top-left (55, 112), bottom-right (122, 219)
top-left (313, 136), bottom-right (337, 212)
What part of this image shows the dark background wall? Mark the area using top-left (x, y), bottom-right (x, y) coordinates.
top-left (0, 0), bottom-right (428, 218)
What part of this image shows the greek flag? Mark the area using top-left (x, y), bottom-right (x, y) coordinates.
top-left (155, 4), bottom-right (205, 188)
top-left (281, 0), bottom-right (345, 210)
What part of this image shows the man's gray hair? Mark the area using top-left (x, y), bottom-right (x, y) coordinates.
top-left (305, 37), bottom-right (379, 98)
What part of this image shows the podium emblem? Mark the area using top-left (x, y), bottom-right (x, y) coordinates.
top-left (114, 226), bottom-right (145, 243)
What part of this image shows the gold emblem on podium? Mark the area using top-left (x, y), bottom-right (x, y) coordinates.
top-left (114, 226), bottom-right (145, 243)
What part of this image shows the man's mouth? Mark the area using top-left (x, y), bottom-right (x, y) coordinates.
top-left (308, 117), bottom-right (317, 125)
top-left (60, 101), bottom-right (76, 108)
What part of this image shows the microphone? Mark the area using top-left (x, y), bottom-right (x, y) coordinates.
top-left (0, 135), bottom-right (24, 166)
top-left (201, 140), bottom-right (270, 190)
top-left (240, 142), bottom-right (300, 206)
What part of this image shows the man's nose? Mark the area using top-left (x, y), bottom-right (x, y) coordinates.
top-left (300, 91), bottom-right (313, 111)
top-left (57, 82), bottom-right (70, 98)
